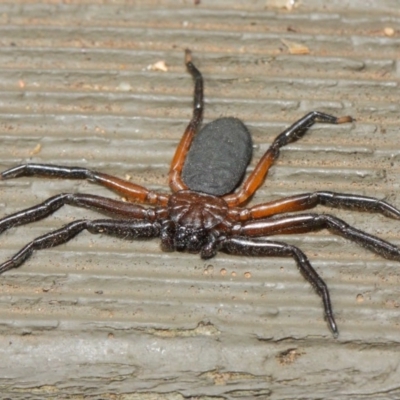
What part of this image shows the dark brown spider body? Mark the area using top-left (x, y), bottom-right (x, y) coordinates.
top-left (164, 190), bottom-right (229, 254)
top-left (168, 190), bottom-right (229, 230)
top-left (2, 49), bottom-right (400, 338)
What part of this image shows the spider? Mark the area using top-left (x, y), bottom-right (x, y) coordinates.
top-left (1, 50), bottom-right (400, 338)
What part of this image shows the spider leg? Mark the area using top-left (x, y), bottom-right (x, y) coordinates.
top-left (0, 218), bottom-right (160, 275)
top-left (0, 193), bottom-right (167, 235)
top-left (229, 191), bottom-right (400, 221)
top-left (1, 164), bottom-right (169, 206)
top-left (219, 236), bottom-right (338, 336)
top-left (169, 49), bottom-right (204, 192)
top-left (239, 213), bottom-right (400, 261)
top-left (223, 111), bottom-right (353, 207)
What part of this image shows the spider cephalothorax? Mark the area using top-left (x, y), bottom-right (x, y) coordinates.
top-left (166, 190), bottom-right (227, 252)
top-left (1, 49), bottom-right (400, 337)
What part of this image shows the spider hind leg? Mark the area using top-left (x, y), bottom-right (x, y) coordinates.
top-left (169, 49), bottom-right (204, 192)
top-left (224, 111), bottom-right (353, 206)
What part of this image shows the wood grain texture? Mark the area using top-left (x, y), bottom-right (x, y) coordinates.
top-left (0, 1), bottom-right (400, 398)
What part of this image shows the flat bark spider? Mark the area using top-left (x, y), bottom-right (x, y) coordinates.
top-left (1, 50), bottom-right (400, 337)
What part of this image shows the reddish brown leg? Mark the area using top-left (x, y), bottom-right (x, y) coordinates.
top-left (223, 112), bottom-right (353, 207)
top-left (1, 164), bottom-right (169, 206)
top-left (169, 49), bottom-right (204, 192)
top-left (0, 192), bottom-right (168, 235)
top-left (237, 213), bottom-right (400, 262)
top-left (228, 191), bottom-right (400, 221)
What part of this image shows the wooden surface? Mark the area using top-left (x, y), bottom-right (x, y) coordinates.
top-left (0, 1), bottom-right (400, 398)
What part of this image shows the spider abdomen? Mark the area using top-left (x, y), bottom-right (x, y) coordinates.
top-left (182, 117), bottom-right (253, 196)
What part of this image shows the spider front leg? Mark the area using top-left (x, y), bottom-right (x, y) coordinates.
top-left (0, 219), bottom-right (160, 275)
top-left (223, 111), bottom-right (353, 207)
top-left (219, 236), bottom-right (338, 336)
top-left (228, 212), bottom-right (400, 336)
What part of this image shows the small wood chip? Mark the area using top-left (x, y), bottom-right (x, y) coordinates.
top-left (29, 143), bottom-right (42, 155)
top-left (384, 27), bottom-right (395, 36)
top-left (281, 38), bottom-right (310, 54)
top-left (147, 60), bottom-right (168, 72)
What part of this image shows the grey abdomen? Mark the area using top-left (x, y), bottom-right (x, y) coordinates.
top-left (182, 117), bottom-right (253, 196)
